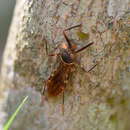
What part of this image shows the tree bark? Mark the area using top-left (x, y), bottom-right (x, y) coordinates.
top-left (0, 0), bottom-right (130, 130)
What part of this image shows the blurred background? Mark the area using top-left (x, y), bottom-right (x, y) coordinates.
top-left (0, 0), bottom-right (16, 67)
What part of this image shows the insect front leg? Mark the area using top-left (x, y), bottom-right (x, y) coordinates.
top-left (63, 24), bottom-right (81, 50)
top-left (64, 24), bottom-right (81, 32)
top-left (75, 42), bottom-right (94, 53)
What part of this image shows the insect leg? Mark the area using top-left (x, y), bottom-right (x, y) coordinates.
top-left (42, 84), bottom-right (46, 95)
top-left (75, 42), bottom-right (94, 53)
top-left (63, 30), bottom-right (72, 49)
top-left (63, 24), bottom-right (81, 49)
top-left (64, 24), bottom-right (81, 31)
top-left (40, 83), bottom-right (47, 106)
top-left (87, 63), bottom-right (98, 72)
top-left (62, 91), bottom-right (65, 115)
top-left (42, 38), bottom-right (49, 55)
top-left (80, 63), bottom-right (98, 73)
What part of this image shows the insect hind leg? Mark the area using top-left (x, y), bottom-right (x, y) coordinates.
top-left (62, 91), bottom-right (65, 115)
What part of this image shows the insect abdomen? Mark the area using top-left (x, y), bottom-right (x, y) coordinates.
top-left (47, 62), bottom-right (72, 97)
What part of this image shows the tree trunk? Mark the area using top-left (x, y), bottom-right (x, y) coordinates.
top-left (0, 0), bottom-right (130, 130)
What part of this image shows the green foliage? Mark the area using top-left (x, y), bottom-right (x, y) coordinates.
top-left (4, 96), bottom-right (28, 130)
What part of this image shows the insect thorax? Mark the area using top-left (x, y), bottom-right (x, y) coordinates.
top-left (60, 49), bottom-right (74, 64)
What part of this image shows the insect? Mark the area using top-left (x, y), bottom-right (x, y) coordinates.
top-left (42, 24), bottom-right (97, 113)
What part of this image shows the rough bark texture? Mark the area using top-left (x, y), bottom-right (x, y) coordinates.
top-left (0, 0), bottom-right (130, 130)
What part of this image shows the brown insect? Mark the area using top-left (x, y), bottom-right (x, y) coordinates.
top-left (42, 24), bottom-right (97, 113)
